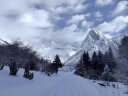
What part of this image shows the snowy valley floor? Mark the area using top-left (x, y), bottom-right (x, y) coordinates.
top-left (0, 67), bottom-right (128, 96)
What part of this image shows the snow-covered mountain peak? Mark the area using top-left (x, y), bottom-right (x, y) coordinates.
top-left (82, 29), bottom-right (106, 48)
top-left (87, 29), bottom-right (105, 40)
top-left (81, 29), bottom-right (111, 54)
top-left (65, 29), bottom-right (118, 67)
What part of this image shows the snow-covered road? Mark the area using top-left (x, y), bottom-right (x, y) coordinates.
top-left (0, 67), bottom-right (127, 96)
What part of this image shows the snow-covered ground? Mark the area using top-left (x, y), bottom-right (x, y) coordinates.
top-left (0, 67), bottom-right (127, 96)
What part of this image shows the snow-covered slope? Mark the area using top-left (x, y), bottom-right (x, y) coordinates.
top-left (0, 67), bottom-right (127, 96)
top-left (65, 29), bottom-right (118, 67)
top-left (36, 40), bottom-right (80, 62)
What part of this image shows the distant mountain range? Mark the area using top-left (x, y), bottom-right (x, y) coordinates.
top-left (0, 29), bottom-right (127, 66)
top-left (33, 40), bottom-right (81, 63)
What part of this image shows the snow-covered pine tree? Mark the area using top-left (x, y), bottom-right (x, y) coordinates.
top-left (52, 55), bottom-right (63, 73)
top-left (91, 51), bottom-right (99, 79)
top-left (82, 52), bottom-right (91, 78)
top-left (75, 55), bottom-right (85, 77)
top-left (75, 52), bottom-right (91, 78)
top-left (101, 64), bottom-right (114, 81)
top-left (118, 36), bottom-right (128, 83)
top-left (91, 51), bottom-right (98, 70)
top-left (83, 52), bottom-right (90, 70)
top-left (107, 47), bottom-right (116, 74)
top-left (102, 51), bottom-right (108, 65)
top-left (98, 50), bottom-right (103, 65)
top-left (53, 55), bottom-right (63, 68)
top-left (97, 50), bottom-right (105, 77)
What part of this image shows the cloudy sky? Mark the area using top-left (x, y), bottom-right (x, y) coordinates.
top-left (0, 0), bottom-right (128, 45)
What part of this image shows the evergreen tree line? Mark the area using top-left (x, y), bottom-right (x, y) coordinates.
top-left (117, 36), bottom-right (128, 84)
top-left (75, 47), bottom-right (116, 81)
top-left (75, 36), bottom-right (128, 83)
top-left (0, 40), bottom-right (63, 79)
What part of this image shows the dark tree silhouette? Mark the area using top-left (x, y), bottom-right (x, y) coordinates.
top-left (24, 64), bottom-right (34, 80)
top-left (75, 52), bottom-right (91, 78)
top-left (52, 55), bottom-right (63, 73)
top-left (106, 47), bottom-right (116, 74)
top-left (9, 59), bottom-right (19, 76)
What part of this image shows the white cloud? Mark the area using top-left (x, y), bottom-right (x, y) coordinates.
top-left (39, 0), bottom-right (87, 14)
top-left (52, 3), bottom-right (88, 15)
top-left (95, 11), bottom-right (102, 18)
top-left (53, 24), bottom-right (85, 42)
top-left (81, 20), bottom-right (94, 28)
top-left (19, 10), bottom-right (52, 28)
top-left (95, 0), bottom-right (114, 7)
top-left (95, 18), bottom-right (103, 22)
top-left (0, 0), bottom-right (27, 15)
top-left (0, 21), bottom-right (41, 43)
top-left (112, 1), bottom-right (128, 16)
top-left (0, 0), bottom-right (53, 43)
top-left (97, 16), bottom-right (128, 34)
top-left (67, 15), bottom-right (85, 24)
top-left (0, 0), bottom-right (89, 46)
top-left (74, 3), bottom-right (88, 12)
top-left (85, 13), bottom-right (91, 17)
top-left (0, 0), bottom-right (55, 44)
